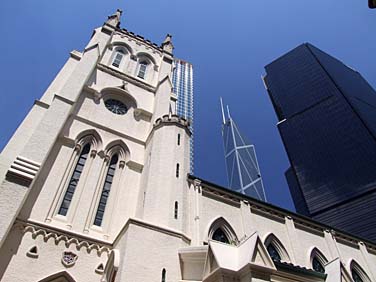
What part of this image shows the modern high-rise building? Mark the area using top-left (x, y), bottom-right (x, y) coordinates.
top-left (0, 11), bottom-right (375, 282)
top-left (264, 43), bottom-right (376, 242)
top-left (172, 59), bottom-right (194, 173)
top-left (220, 99), bottom-right (266, 201)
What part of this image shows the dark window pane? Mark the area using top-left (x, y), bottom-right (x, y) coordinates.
top-left (352, 269), bottom-right (364, 282)
top-left (267, 244), bottom-right (281, 262)
top-left (212, 228), bottom-right (229, 244)
top-left (312, 257), bottom-right (325, 273)
top-left (58, 144), bottom-right (91, 215)
top-left (94, 154), bottom-right (118, 226)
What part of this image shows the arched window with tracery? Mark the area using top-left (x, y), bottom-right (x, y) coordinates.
top-left (264, 234), bottom-right (290, 263)
top-left (310, 248), bottom-right (327, 273)
top-left (58, 143), bottom-right (91, 216)
top-left (94, 154), bottom-right (119, 226)
top-left (208, 217), bottom-right (237, 245)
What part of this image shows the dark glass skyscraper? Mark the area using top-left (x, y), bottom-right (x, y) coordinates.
top-left (264, 43), bottom-right (376, 242)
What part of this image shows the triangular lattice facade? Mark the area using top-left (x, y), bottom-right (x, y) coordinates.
top-left (221, 102), bottom-right (266, 201)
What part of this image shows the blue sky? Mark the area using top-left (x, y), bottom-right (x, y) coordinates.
top-left (0, 1), bottom-right (375, 211)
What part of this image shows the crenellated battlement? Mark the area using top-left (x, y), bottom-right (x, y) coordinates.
top-left (153, 114), bottom-right (192, 135)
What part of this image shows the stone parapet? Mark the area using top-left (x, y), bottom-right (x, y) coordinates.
top-left (153, 114), bottom-right (191, 135)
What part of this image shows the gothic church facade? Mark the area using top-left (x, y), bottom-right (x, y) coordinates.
top-left (0, 10), bottom-right (375, 282)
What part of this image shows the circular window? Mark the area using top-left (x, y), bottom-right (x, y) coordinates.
top-left (104, 99), bottom-right (128, 115)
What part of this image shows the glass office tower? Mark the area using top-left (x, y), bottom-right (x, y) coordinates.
top-left (172, 59), bottom-right (194, 173)
top-left (264, 43), bottom-right (376, 242)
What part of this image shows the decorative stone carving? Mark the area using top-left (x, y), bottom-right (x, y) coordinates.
top-left (61, 251), bottom-right (78, 267)
top-left (93, 90), bottom-right (102, 103)
top-left (90, 150), bottom-right (97, 158)
top-left (119, 160), bottom-right (126, 169)
top-left (105, 9), bottom-right (122, 28)
top-left (161, 34), bottom-right (174, 54)
top-left (120, 81), bottom-right (128, 91)
top-left (17, 221), bottom-right (111, 256)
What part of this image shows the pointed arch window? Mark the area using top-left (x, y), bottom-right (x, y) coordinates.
top-left (212, 228), bottom-right (230, 244)
top-left (350, 261), bottom-right (371, 282)
top-left (310, 248), bottom-right (327, 273)
top-left (264, 234), bottom-right (290, 263)
top-left (112, 49), bottom-right (125, 68)
top-left (94, 154), bottom-right (119, 226)
top-left (137, 61), bottom-right (148, 79)
top-left (58, 143), bottom-right (91, 216)
top-left (208, 217), bottom-right (237, 245)
top-left (267, 243), bottom-right (281, 262)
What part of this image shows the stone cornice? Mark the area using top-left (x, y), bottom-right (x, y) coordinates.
top-left (97, 63), bottom-right (156, 93)
top-left (15, 220), bottom-right (112, 256)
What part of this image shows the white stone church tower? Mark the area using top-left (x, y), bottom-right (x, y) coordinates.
top-left (0, 10), bottom-right (376, 282)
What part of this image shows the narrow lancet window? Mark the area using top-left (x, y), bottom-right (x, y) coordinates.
top-left (176, 163), bottom-right (180, 178)
top-left (177, 134), bottom-right (181, 146)
top-left (174, 201), bottom-right (178, 219)
top-left (161, 268), bottom-right (166, 282)
top-left (58, 143), bottom-right (91, 216)
top-left (94, 154), bottom-right (119, 226)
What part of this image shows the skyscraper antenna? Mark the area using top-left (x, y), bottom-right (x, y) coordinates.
top-left (226, 105), bottom-right (231, 120)
top-left (220, 97), bottom-right (226, 125)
